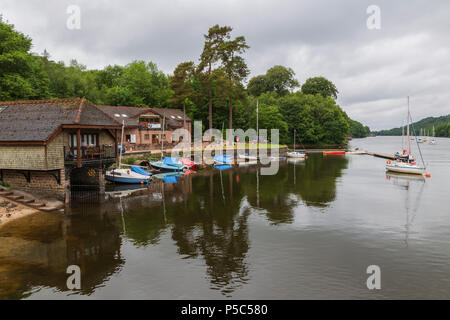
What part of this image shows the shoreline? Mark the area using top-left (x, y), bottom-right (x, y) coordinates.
top-left (0, 195), bottom-right (40, 229)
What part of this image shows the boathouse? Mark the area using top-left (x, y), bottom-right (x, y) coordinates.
top-left (96, 105), bottom-right (192, 152)
top-left (0, 98), bottom-right (122, 200)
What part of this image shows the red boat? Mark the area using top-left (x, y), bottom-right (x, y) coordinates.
top-left (180, 157), bottom-right (197, 169)
top-left (323, 151), bottom-right (346, 156)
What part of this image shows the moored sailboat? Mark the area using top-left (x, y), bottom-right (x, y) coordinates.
top-left (287, 129), bottom-right (306, 159)
top-left (386, 97), bottom-right (426, 176)
top-left (106, 118), bottom-right (152, 184)
top-left (430, 125), bottom-right (437, 145)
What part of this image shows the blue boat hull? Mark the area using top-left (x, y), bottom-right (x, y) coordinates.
top-left (105, 175), bottom-right (150, 184)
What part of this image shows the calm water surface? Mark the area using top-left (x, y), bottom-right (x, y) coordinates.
top-left (1, 136), bottom-right (450, 299)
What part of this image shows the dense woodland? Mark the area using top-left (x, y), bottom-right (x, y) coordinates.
top-left (0, 18), bottom-right (372, 145)
top-left (375, 115), bottom-right (450, 138)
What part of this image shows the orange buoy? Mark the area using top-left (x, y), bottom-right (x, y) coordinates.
top-left (387, 160), bottom-right (391, 164)
top-left (425, 173), bottom-right (431, 178)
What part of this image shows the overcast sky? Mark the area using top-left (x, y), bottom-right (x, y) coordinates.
top-left (1, 0), bottom-right (449, 130)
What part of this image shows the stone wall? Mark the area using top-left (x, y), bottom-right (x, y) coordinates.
top-left (1, 169), bottom-right (66, 200)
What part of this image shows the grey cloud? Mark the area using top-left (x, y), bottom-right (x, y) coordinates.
top-left (1, 0), bottom-right (449, 129)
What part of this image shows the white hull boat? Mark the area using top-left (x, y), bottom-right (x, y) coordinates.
top-left (386, 97), bottom-right (427, 176)
top-left (287, 151), bottom-right (306, 159)
top-left (346, 148), bottom-right (367, 155)
top-left (386, 162), bottom-right (425, 175)
top-left (106, 168), bottom-right (152, 184)
top-left (238, 153), bottom-right (258, 161)
top-left (288, 129), bottom-right (306, 159)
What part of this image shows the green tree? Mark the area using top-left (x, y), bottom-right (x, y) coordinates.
top-left (301, 76), bottom-right (338, 99)
top-left (247, 66), bottom-right (299, 97)
top-left (247, 75), bottom-right (267, 97)
top-left (264, 66), bottom-right (299, 96)
top-left (105, 86), bottom-right (140, 106)
top-left (121, 61), bottom-right (172, 107)
top-left (0, 20), bottom-right (50, 100)
top-left (277, 91), bottom-right (349, 145)
top-left (169, 61), bottom-right (196, 129)
top-left (348, 119), bottom-right (370, 138)
top-left (218, 32), bottom-right (250, 131)
top-left (198, 25), bottom-right (231, 130)
top-left (249, 102), bottom-right (288, 143)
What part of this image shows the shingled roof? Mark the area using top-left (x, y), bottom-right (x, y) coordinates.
top-left (0, 98), bottom-right (121, 143)
top-left (96, 105), bottom-right (148, 127)
top-left (96, 105), bottom-right (191, 128)
top-left (149, 108), bottom-right (191, 126)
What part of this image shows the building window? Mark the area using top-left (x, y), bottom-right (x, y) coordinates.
top-left (144, 134), bottom-right (150, 140)
top-left (152, 134), bottom-right (159, 144)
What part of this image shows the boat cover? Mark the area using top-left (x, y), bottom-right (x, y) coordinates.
top-left (130, 166), bottom-right (152, 176)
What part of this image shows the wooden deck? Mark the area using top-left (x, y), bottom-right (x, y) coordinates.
top-left (366, 152), bottom-right (395, 160)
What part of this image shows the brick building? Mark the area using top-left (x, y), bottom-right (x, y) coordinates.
top-left (0, 98), bottom-right (122, 200)
top-left (96, 105), bottom-right (192, 151)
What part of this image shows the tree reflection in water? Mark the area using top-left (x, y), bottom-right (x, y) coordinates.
top-left (241, 154), bottom-right (348, 224)
top-left (0, 154), bottom-right (347, 298)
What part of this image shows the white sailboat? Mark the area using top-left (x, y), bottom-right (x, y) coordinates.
top-left (106, 119), bottom-right (152, 184)
top-left (386, 97), bottom-right (426, 175)
top-left (430, 125), bottom-right (437, 145)
top-left (287, 129), bottom-right (306, 159)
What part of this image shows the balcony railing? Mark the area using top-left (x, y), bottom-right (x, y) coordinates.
top-left (64, 145), bottom-right (116, 163)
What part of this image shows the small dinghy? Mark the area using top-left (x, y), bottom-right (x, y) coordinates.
top-left (287, 151), bottom-right (306, 159)
top-left (179, 157), bottom-right (197, 169)
top-left (130, 165), bottom-right (152, 176)
top-left (238, 153), bottom-right (258, 160)
top-left (214, 154), bottom-right (234, 165)
top-left (105, 168), bottom-right (151, 184)
top-left (323, 150), bottom-right (345, 156)
top-left (150, 157), bottom-right (185, 172)
top-left (287, 129), bottom-right (306, 159)
top-left (214, 164), bottom-right (233, 171)
top-left (346, 148), bottom-right (367, 155)
top-left (152, 171), bottom-right (184, 183)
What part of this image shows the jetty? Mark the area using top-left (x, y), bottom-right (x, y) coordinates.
top-left (366, 152), bottom-right (396, 160)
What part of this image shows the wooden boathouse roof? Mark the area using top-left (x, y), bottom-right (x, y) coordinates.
top-left (0, 98), bottom-right (121, 144)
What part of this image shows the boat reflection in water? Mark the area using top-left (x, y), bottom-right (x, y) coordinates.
top-left (0, 153), bottom-right (349, 299)
top-left (386, 172), bottom-right (426, 247)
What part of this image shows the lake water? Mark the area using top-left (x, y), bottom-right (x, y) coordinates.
top-left (1, 136), bottom-right (449, 299)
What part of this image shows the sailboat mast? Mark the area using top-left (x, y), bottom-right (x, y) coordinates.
top-left (161, 114), bottom-right (166, 159)
top-left (407, 96), bottom-right (411, 156)
top-left (256, 100), bottom-right (259, 148)
top-left (402, 120), bottom-right (405, 151)
top-left (119, 119), bottom-right (125, 169)
top-left (293, 129), bottom-right (296, 153)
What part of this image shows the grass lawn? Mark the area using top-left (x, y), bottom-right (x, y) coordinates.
top-left (201, 143), bottom-right (287, 150)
